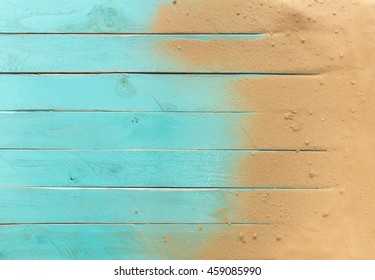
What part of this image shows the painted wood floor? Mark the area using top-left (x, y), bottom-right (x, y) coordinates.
top-left (0, 0), bottom-right (324, 259)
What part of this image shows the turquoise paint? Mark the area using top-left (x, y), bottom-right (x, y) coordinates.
top-left (0, 34), bottom-right (262, 72)
top-left (0, 224), bottom-right (227, 259)
top-left (0, 0), bottom-right (263, 34)
top-left (0, 0), bottom-right (164, 33)
top-left (0, 112), bottom-right (253, 149)
top-left (0, 74), bottom-right (260, 112)
top-left (0, 150), bottom-right (249, 187)
top-left (0, 187), bottom-right (255, 223)
top-left (0, 1), bottom-right (271, 260)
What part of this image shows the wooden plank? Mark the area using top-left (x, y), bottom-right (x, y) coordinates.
top-left (0, 224), bottom-right (266, 260)
top-left (0, 74), bottom-right (259, 112)
top-left (0, 34), bottom-right (264, 73)
top-left (0, 0), bottom-right (164, 33)
top-left (0, 187), bottom-right (260, 224)
top-left (0, 0), bottom-right (263, 34)
top-left (0, 112), bottom-right (253, 149)
top-left (0, 187), bottom-right (333, 224)
top-left (0, 150), bottom-right (329, 188)
top-left (0, 111), bottom-right (328, 150)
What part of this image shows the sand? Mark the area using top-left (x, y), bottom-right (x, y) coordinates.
top-left (154, 0), bottom-right (375, 259)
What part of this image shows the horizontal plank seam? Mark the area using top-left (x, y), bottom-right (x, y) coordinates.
top-left (0, 72), bottom-right (320, 75)
top-left (0, 148), bottom-right (327, 152)
top-left (0, 186), bottom-right (331, 190)
top-left (0, 32), bottom-right (263, 36)
top-left (0, 110), bottom-right (257, 114)
top-left (0, 73), bottom-right (318, 77)
top-left (0, 222), bottom-right (271, 226)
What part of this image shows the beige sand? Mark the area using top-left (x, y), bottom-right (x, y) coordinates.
top-left (154, 0), bottom-right (375, 259)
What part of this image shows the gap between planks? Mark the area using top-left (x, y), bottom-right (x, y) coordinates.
top-left (0, 186), bottom-right (330, 190)
top-left (0, 222), bottom-right (271, 226)
top-left (0, 110), bottom-right (257, 114)
top-left (0, 33), bottom-right (264, 36)
top-left (0, 72), bottom-right (320, 75)
top-left (0, 148), bottom-right (327, 152)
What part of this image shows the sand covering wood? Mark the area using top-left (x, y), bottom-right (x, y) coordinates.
top-left (154, 0), bottom-right (375, 259)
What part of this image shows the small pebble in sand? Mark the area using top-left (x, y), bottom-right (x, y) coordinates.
top-left (322, 210), bottom-right (330, 218)
top-left (284, 111), bottom-right (296, 120)
top-left (290, 123), bottom-right (303, 132)
top-left (239, 232), bottom-right (245, 242)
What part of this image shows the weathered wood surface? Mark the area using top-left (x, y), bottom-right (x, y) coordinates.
top-left (0, 74), bottom-right (258, 112)
top-left (0, 187), bottom-right (264, 224)
top-left (0, 0), bottom-right (265, 34)
top-left (0, 34), bottom-right (263, 73)
top-left (0, 0), bottom-right (324, 260)
top-left (0, 150), bottom-right (325, 188)
top-left (0, 112), bottom-right (254, 149)
top-left (0, 224), bottom-right (268, 260)
top-left (0, 0), bottom-right (174, 33)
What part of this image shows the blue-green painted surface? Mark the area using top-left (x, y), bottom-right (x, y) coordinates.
top-left (0, 112), bottom-right (253, 149)
top-left (0, 187), bottom-right (261, 223)
top-left (0, 34), bottom-right (262, 73)
top-left (0, 74), bottom-right (260, 111)
top-left (0, 150), bottom-right (249, 187)
top-left (0, 224), bottom-right (232, 259)
top-left (0, 0), bottom-right (166, 33)
top-left (0, 1), bottom-right (276, 260)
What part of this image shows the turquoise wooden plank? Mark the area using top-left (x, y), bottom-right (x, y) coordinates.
top-left (0, 0), bottom-right (165, 33)
top-left (0, 150), bottom-right (246, 187)
top-left (0, 74), bottom-right (259, 112)
top-left (0, 34), bottom-right (262, 73)
top-left (0, 224), bottom-right (261, 259)
top-left (0, 112), bottom-right (254, 149)
top-left (0, 187), bottom-right (259, 223)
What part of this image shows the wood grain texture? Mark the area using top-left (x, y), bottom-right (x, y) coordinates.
top-left (0, 74), bottom-right (259, 112)
top-left (0, 187), bottom-right (264, 224)
top-left (0, 224), bottom-right (267, 260)
top-left (0, 0), bottom-right (322, 260)
top-left (0, 0), bottom-right (165, 33)
top-left (0, 150), bottom-right (325, 188)
top-left (0, 34), bottom-right (263, 73)
top-left (0, 112), bottom-right (253, 149)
